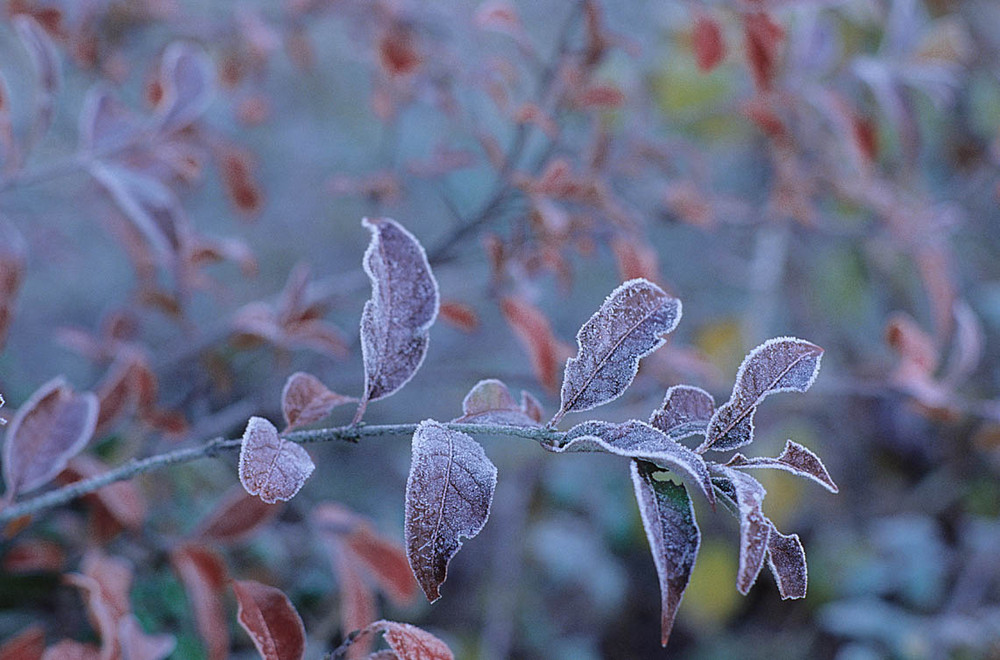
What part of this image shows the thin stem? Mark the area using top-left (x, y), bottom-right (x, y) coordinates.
top-left (0, 422), bottom-right (565, 526)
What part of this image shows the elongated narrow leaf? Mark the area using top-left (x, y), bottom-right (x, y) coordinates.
top-left (358, 218), bottom-right (439, 418)
top-left (630, 460), bottom-right (700, 647)
top-left (552, 420), bottom-right (714, 505)
top-left (238, 417), bottom-right (314, 503)
top-left (766, 522), bottom-right (807, 599)
top-left (555, 279), bottom-right (681, 424)
top-left (233, 580), bottom-right (306, 660)
top-left (649, 385), bottom-right (715, 440)
top-left (170, 544), bottom-right (228, 660)
top-left (281, 372), bottom-right (355, 431)
top-left (500, 296), bottom-right (568, 393)
top-left (346, 620), bottom-right (453, 660)
top-left (712, 467), bottom-right (771, 595)
top-left (193, 487), bottom-right (281, 544)
top-left (452, 379), bottom-right (540, 426)
top-left (701, 337), bottom-right (823, 453)
top-left (725, 439), bottom-right (838, 493)
top-left (2, 377), bottom-right (98, 498)
top-left (405, 421), bottom-right (497, 602)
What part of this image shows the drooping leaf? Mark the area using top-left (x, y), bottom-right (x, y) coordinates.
top-left (2, 377), bottom-right (98, 499)
top-left (766, 522), bottom-right (807, 600)
top-left (630, 460), bottom-right (700, 647)
top-left (357, 218), bottom-right (439, 420)
top-left (552, 420), bottom-right (714, 505)
top-left (725, 439), bottom-right (839, 493)
top-left (499, 296), bottom-right (569, 394)
top-left (648, 385), bottom-right (715, 440)
top-left (405, 421), bottom-right (497, 602)
top-left (711, 467), bottom-right (771, 595)
top-left (0, 625), bottom-right (45, 660)
top-left (701, 337), bottom-right (823, 453)
top-left (63, 551), bottom-right (134, 660)
top-left (281, 372), bottom-right (355, 431)
top-left (332, 545), bottom-right (377, 658)
top-left (554, 279), bottom-right (682, 424)
top-left (153, 42), bottom-right (213, 131)
top-left (193, 487), bottom-right (281, 544)
top-left (239, 416), bottom-right (315, 504)
top-left (232, 580), bottom-right (306, 660)
top-left (453, 379), bottom-right (540, 427)
top-left (344, 621), bottom-right (453, 660)
top-left (169, 543), bottom-right (228, 660)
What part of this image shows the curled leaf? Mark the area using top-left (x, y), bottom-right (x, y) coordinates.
top-left (238, 416), bottom-right (315, 504)
top-left (701, 337), bottom-right (823, 453)
top-left (232, 580), bottom-right (306, 660)
top-left (766, 522), bottom-right (807, 600)
top-left (357, 218), bottom-right (439, 421)
top-left (405, 421), bottom-right (497, 602)
top-left (154, 42), bottom-right (214, 131)
top-left (631, 460), bottom-right (700, 647)
top-left (648, 385), bottom-right (715, 440)
top-left (281, 372), bottom-right (355, 431)
top-left (712, 467), bottom-right (771, 595)
top-left (453, 379), bottom-right (540, 427)
top-left (2, 377), bottom-right (98, 499)
top-left (554, 279), bottom-right (682, 425)
top-left (343, 620), bottom-right (453, 660)
top-left (725, 439), bottom-right (838, 493)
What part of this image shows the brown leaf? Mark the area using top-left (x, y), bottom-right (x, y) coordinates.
top-left (500, 296), bottom-right (568, 394)
top-left (725, 439), bottom-right (839, 493)
top-left (348, 621), bottom-right (453, 660)
top-left (692, 13), bottom-right (726, 72)
top-left (574, 84), bottom-right (626, 110)
top-left (743, 13), bottom-right (784, 91)
top-left (378, 24), bottom-right (421, 77)
top-left (357, 218), bottom-right (439, 420)
top-left (405, 421), bottom-right (497, 602)
top-left (193, 486), bottom-right (281, 544)
top-left (0, 220), bottom-right (26, 351)
top-left (0, 625), bottom-right (45, 660)
top-left (712, 467), bottom-right (771, 595)
top-left (345, 524), bottom-right (418, 606)
top-left (232, 580), bottom-right (306, 660)
top-left (239, 416), bottom-right (315, 503)
top-left (453, 379), bottom-right (540, 427)
top-left (63, 551), bottom-right (133, 660)
top-left (170, 543), bottom-right (229, 660)
top-left (2, 538), bottom-right (65, 573)
top-left (701, 337), bottom-right (822, 453)
top-left (281, 372), bottom-right (355, 431)
top-left (631, 461), bottom-right (700, 647)
top-left (333, 548), bottom-right (377, 658)
top-left (554, 279), bottom-right (682, 424)
top-left (2, 377), bottom-right (98, 498)
top-left (648, 385), bottom-right (715, 441)
top-left (765, 522), bottom-right (807, 600)
top-left (611, 236), bottom-right (660, 285)
top-left (438, 301), bottom-right (479, 333)
top-left (886, 312), bottom-right (938, 375)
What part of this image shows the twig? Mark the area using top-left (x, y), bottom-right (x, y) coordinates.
top-left (0, 422), bottom-right (566, 526)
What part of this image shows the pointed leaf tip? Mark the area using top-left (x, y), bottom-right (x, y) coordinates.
top-left (649, 384), bottom-right (715, 440)
top-left (766, 523), bottom-right (807, 599)
top-left (712, 467), bottom-right (771, 595)
top-left (281, 371), bottom-right (354, 430)
top-left (233, 580), bottom-right (306, 660)
top-left (726, 439), bottom-right (838, 493)
top-left (238, 416), bottom-right (314, 503)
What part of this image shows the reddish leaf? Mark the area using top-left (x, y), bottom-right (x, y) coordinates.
top-left (333, 548), bottom-right (377, 658)
top-left (64, 454), bottom-right (148, 531)
top-left (357, 218), bottom-right (439, 420)
top-left (611, 236), bottom-right (660, 285)
top-left (554, 279), bottom-right (682, 424)
top-left (405, 421), bottom-right (497, 602)
top-left (500, 296), bottom-right (568, 394)
top-left (347, 621), bottom-right (453, 660)
top-left (378, 24), bottom-right (421, 77)
top-left (701, 338), bottom-right (823, 453)
top-left (0, 625), bottom-right (45, 660)
top-left (220, 148), bottom-right (263, 216)
top-left (712, 467), bottom-right (771, 595)
top-left (438, 301), bottom-right (479, 333)
top-left (232, 580), bottom-right (306, 660)
top-left (574, 84), bottom-right (626, 110)
top-left (692, 13), bottom-right (726, 72)
top-left (281, 372), bottom-right (355, 431)
top-left (0, 220), bottom-right (26, 351)
top-left (193, 486), bottom-right (281, 544)
top-left (170, 543), bottom-right (229, 660)
top-left (63, 551), bottom-right (133, 659)
top-left (2, 538), bottom-right (65, 573)
top-left (453, 379), bottom-right (540, 427)
top-left (239, 416), bottom-right (315, 503)
top-left (344, 524), bottom-right (418, 606)
top-left (886, 312), bottom-right (938, 374)
top-left (743, 13), bottom-right (784, 91)
top-left (631, 460), bottom-right (700, 646)
top-left (649, 385), bottom-right (715, 441)
top-left (94, 358), bottom-right (138, 437)
top-left (765, 523), bottom-right (807, 600)
top-left (2, 377), bottom-right (99, 498)
top-left (725, 439), bottom-right (839, 493)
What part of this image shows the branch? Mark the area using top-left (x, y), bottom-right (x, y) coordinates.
top-left (0, 422), bottom-right (565, 526)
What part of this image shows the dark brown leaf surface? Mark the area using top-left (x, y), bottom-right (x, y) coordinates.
top-left (170, 543), bottom-right (228, 660)
top-left (648, 384), bottom-right (715, 440)
top-left (194, 487), bottom-right (281, 544)
top-left (239, 416), bottom-right (315, 503)
top-left (725, 439), bottom-right (839, 493)
top-left (281, 372), bottom-right (355, 431)
top-left (712, 467), bottom-right (771, 595)
top-left (766, 523), bottom-right (807, 600)
top-left (453, 379), bottom-right (540, 427)
top-left (405, 421), bottom-right (497, 602)
top-left (233, 580), bottom-right (306, 660)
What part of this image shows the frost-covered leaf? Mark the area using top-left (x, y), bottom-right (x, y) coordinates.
top-left (14, 15), bottom-right (60, 145)
top-left (631, 460), bottom-right (700, 647)
top-left (357, 218), bottom-right (439, 419)
top-left (766, 522), bottom-right (807, 600)
top-left (554, 279), bottom-right (681, 424)
top-left (553, 420), bottom-right (714, 505)
top-left (725, 439), bottom-right (839, 493)
top-left (452, 379), bottom-right (540, 427)
top-left (405, 421), bottom-right (497, 602)
top-left (281, 372), bottom-right (355, 431)
top-left (170, 544), bottom-right (228, 660)
top-left (154, 42), bottom-right (213, 131)
top-left (2, 377), bottom-right (98, 499)
top-left (345, 621), bottom-right (453, 660)
top-left (701, 337), bottom-right (823, 453)
top-left (239, 417), bottom-right (314, 503)
top-left (711, 467), bottom-right (771, 595)
top-left (649, 385), bottom-right (715, 440)
top-left (232, 580), bottom-right (306, 660)
top-left (193, 487), bottom-right (281, 544)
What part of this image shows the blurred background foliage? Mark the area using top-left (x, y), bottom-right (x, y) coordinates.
top-left (1, 0), bottom-right (1000, 657)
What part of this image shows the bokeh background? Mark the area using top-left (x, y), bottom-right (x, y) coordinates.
top-left (2, 0), bottom-right (1000, 658)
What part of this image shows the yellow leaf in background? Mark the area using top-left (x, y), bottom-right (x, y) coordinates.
top-left (679, 539), bottom-right (740, 629)
top-left (695, 319), bottom-right (744, 377)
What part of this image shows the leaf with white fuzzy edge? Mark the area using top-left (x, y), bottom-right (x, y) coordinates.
top-left (239, 416), bottom-right (315, 504)
top-left (281, 371), bottom-right (355, 431)
top-left (552, 279), bottom-right (681, 425)
top-left (405, 421), bottom-right (497, 602)
top-left (725, 439), bottom-right (839, 493)
top-left (452, 379), bottom-right (540, 427)
top-left (711, 465), bottom-right (771, 595)
top-left (631, 460), bottom-right (700, 647)
top-left (551, 420), bottom-right (714, 506)
top-left (649, 385), bottom-right (715, 440)
top-left (356, 218), bottom-right (439, 423)
top-left (766, 521), bottom-right (807, 599)
top-left (700, 337), bottom-right (823, 453)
